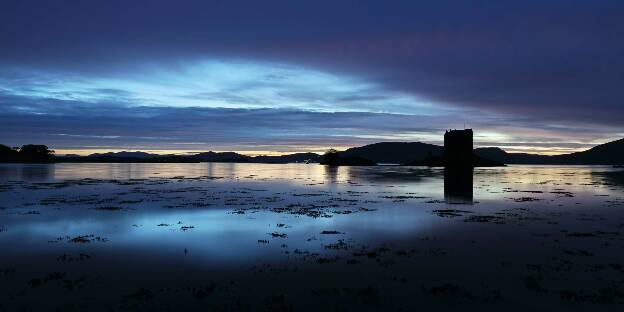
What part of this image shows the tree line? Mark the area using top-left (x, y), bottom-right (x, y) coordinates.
top-left (0, 145), bottom-right (55, 163)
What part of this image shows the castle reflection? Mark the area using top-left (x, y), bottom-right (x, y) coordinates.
top-left (444, 167), bottom-right (473, 204)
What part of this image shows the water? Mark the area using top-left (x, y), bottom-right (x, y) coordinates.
top-left (1, 163), bottom-right (623, 311)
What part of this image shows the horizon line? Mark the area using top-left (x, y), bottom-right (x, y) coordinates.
top-left (48, 144), bottom-right (593, 157)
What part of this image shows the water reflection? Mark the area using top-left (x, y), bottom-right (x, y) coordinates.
top-left (444, 167), bottom-right (473, 204)
top-left (590, 169), bottom-right (624, 189)
top-left (345, 166), bottom-right (440, 183)
top-left (2, 163), bottom-right (624, 311)
top-left (324, 165), bottom-right (338, 184)
top-left (0, 164), bottom-right (54, 181)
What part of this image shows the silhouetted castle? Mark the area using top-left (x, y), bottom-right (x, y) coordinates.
top-left (406, 128), bottom-right (502, 167)
top-left (443, 129), bottom-right (474, 203)
top-left (444, 129), bottom-right (473, 167)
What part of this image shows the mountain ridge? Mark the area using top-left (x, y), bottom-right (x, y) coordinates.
top-left (3, 138), bottom-right (623, 165)
top-left (474, 138), bottom-right (624, 165)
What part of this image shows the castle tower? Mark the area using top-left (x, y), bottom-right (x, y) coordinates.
top-left (444, 129), bottom-right (474, 203)
top-left (444, 129), bottom-right (473, 167)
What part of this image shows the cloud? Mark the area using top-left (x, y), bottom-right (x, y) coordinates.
top-left (0, 62), bottom-right (437, 115)
top-left (1, 0), bottom-right (623, 153)
top-left (1, 90), bottom-right (621, 154)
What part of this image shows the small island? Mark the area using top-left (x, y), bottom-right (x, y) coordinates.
top-left (319, 148), bottom-right (377, 166)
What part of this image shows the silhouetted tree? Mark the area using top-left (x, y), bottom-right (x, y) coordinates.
top-left (18, 145), bottom-right (54, 162)
top-left (320, 148), bottom-right (376, 166)
top-left (321, 148), bottom-right (340, 165)
top-left (0, 144), bottom-right (19, 162)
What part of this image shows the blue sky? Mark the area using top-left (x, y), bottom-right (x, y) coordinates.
top-left (1, 0), bottom-right (623, 155)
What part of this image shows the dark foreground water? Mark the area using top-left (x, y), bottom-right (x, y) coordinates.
top-left (1, 163), bottom-right (624, 311)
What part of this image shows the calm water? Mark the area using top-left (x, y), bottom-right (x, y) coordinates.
top-left (1, 163), bottom-right (623, 311)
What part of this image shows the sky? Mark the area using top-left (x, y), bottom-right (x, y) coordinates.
top-left (1, 0), bottom-right (623, 156)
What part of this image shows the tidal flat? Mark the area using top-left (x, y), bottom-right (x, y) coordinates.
top-left (1, 163), bottom-right (624, 311)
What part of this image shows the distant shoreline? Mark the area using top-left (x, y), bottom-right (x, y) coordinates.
top-left (3, 137), bottom-right (624, 166)
top-left (1, 162), bottom-right (622, 168)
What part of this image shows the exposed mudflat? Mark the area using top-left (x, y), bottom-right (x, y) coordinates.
top-left (1, 163), bottom-right (624, 311)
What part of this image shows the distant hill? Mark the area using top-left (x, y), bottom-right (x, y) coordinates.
top-left (474, 148), bottom-right (549, 164)
top-left (340, 138), bottom-right (624, 165)
top-left (475, 138), bottom-right (624, 165)
top-left (55, 150), bottom-right (320, 164)
top-left (4, 137), bottom-right (623, 165)
top-left (319, 149), bottom-right (376, 166)
top-left (65, 151), bottom-right (197, 163)
top-left (190, 151), bottom-right (251, 162)
top-left (88, 151), bottom-right (159, 158)
top-left (339, 142), bottom-right (442, 164)
top-left (188, 151), bottom-right (321, 163)
top-left (554, 138), bottom-right (624, 165)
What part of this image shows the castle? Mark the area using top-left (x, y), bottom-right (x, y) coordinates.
top-left (444, 129), bottom-right (473, 167)
top-left (443, 129), bottom-right (474, 203)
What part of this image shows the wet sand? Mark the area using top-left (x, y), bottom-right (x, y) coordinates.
top-left (1, 163), bottom-right (623, 311)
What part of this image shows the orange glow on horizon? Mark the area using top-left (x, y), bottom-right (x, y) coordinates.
top-left (52, 147), bottom-right (352, 157)
top-left (52, 144), bottom-right (590, 157)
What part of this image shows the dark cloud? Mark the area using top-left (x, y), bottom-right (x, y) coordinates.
top-left (1, 0), bottom-right (623, 152)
